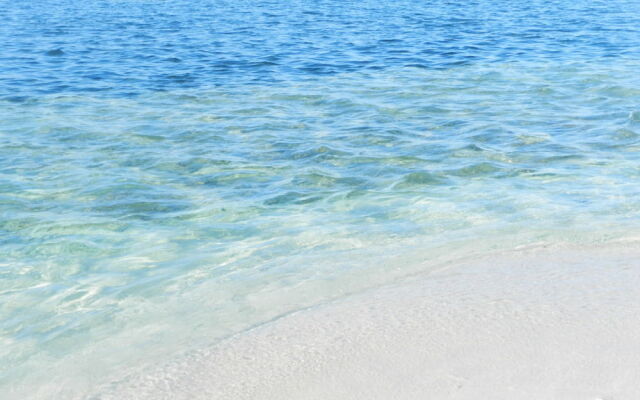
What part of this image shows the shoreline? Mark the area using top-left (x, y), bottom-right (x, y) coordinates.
top-left (95, 242), bottom-right (640, 399)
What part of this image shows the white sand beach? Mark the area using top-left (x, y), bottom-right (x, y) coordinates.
top-left (99, 241), bottom-right (640, 399)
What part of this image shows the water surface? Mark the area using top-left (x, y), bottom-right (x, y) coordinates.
top-left (1, 0), bottom-right (640, 397)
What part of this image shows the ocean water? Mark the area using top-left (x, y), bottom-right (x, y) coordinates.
top-left (1, 0), bottom-right (640, 397)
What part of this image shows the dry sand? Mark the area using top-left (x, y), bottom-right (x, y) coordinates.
top-left (99, 242), bottom-right (640, 399)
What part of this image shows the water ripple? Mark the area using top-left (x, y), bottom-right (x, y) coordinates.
top-left (2, 0), bottom-right (640, 397)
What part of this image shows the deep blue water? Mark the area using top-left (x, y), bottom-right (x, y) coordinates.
top-left (2, 0), bottom-right (640, 97)
top-left (1, 0), bottom-right (640, 397)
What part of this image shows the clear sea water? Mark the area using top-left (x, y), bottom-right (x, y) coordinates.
top-left (2, 0), bottom-right (640, 397)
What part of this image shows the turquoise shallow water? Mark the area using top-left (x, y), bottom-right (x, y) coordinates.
top-left (2, 0), bottom-right (640, 397)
